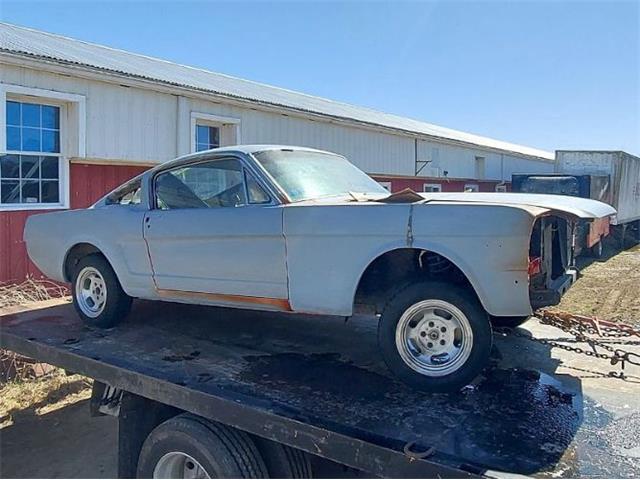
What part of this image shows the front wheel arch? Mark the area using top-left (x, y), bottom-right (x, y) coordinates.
top-left (352, 246), bottom-right (487, 315)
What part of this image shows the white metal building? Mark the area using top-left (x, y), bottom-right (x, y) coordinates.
top-left (0, 22), bottom-right (554, 282)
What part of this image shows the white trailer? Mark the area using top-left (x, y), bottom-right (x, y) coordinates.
top-left (556, 151), bottom-right (640, 244)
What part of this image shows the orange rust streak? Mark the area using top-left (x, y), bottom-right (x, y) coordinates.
top-left (156, 288), bottom-right (292, 311)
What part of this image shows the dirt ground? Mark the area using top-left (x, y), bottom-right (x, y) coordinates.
top-left (558, 244), bottom-right (640, 324)
top-left (1, 245), bottom-right (639, 478)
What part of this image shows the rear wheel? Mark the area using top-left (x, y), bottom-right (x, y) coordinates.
top-left (137, 414), bottom-right (268, 478)
top-left (378, 281), bottom-right (492, 393)
top-left (71, 254), bottom-right (132, 328)
top-left (251, 436), bottom-right (312, 478)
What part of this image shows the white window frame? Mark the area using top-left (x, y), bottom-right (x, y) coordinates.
top-left (190, 112), bottom-right (241, 154)
top-left (423, 183), bottom-right (442, 192)
top-left (378, 181), bottom-right (392, 191)
top-left (0, 84), bottom-right (86, 211)
top-left (495, 184), bottom-right (508, 193)
top-left (464, 184), bottom-right (480, 192)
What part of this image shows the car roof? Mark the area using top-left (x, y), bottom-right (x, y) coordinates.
top-left (150, 145), bottom-right (339, 172)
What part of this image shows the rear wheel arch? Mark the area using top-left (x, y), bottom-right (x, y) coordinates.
top-left (63, 242), bottom-right (105, 282)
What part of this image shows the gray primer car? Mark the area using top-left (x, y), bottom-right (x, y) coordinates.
top-left (24, 145), bottom-right (615, 392)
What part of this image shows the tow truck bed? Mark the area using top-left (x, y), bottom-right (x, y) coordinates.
top-left (1, 300), bottom-right (638, 478)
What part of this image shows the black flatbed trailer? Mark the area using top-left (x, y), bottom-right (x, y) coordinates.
top-left (1, 299), bottom-right (638, 478)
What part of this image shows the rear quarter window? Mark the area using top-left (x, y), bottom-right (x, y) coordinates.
top-left (106, 179), bottom-right (142, 205)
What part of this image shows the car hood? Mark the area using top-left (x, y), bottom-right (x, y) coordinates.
top-left (290, 191), bottom-right (616, 220)
top-left (416, 192), bottom-right (616, 219)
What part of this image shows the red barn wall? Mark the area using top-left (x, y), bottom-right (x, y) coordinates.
top-left (1, 163), bottom-right (149, 284)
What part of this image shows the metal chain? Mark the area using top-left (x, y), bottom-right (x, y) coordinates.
top-left (497, 309), bottom-right (640, 379)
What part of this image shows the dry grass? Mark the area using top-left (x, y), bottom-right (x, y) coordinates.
top-left (0, 278), bottom-right (68, 310)
top-left (0, 371), bottom-right (92, 428)
top-left (558, 244), bottom-right (640, 325)
top-left (1, 279), bottom-right (88, 428)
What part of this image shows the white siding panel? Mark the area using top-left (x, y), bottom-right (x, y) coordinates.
top-left (1, 64), bottom-right (554, 178)
top-left (2, 64), bottom-right (177, 163)
top-left (416, 138), bottom-right (553, 180)
top-left (181, 96), bottom-right (416, 175)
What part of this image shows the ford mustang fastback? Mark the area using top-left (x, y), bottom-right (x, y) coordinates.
top-left (24, 145), bottom-right (615, 392)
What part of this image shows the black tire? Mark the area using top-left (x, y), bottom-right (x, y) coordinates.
top-left (489, 315), bottom-right (530, 329)
top-left (71, 253), bottom-right (132, 328)
top-left (137, 413), bottom-right (268, 478)
top-left (378, 281), bottom-right (492, 393)
top-left (252, 436), bottom-right (312, 478)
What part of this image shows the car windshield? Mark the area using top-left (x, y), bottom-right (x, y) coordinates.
top-left (253, 150), bottom-right (388, 202)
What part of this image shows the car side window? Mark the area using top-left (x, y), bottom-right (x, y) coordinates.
top-left (106, 178), bottom-right (142, 205)
top-left (245, 170), bottom-right (271, 204)
top-left (155, 159), bottom-right (247, 210)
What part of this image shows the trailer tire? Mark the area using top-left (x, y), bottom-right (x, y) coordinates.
top-left (71, 254), bottom-right (132, 328)
top-left (252, 436), bottom-right (312, 478)
top-left (489, 315), bottom-right (530, 329)
top-left (137, 413), bottom-right (268, 478)
top-left (378, 281), bottom-right (492, 393)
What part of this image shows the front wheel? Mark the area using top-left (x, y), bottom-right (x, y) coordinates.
top-left (378, 281), bottom-right (492, 393)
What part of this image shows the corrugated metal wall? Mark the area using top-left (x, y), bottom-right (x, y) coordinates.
top-left (1, 163), bottom-right (148, 284)
top-left (1, 64), bottom-right (554, 177)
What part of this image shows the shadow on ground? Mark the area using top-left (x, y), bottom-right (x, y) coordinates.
top-left (0, 399), bottom-right (116, 478)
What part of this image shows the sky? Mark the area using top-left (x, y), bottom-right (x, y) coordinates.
top-left (1, 0), bottom-right (638, 155)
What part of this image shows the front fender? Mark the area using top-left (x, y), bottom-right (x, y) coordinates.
top-left (411, 203), bottom-right (537, 316)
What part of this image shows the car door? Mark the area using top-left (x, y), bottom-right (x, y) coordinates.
top-left (143, 156), bottom-right (289, 304)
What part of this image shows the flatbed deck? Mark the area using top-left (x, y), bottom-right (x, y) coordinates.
top-left (1, 299), bottom-right (639, 478)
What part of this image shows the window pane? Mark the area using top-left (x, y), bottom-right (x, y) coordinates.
top-left (7, 126), bottom-right (21, 151)
top-left (0, 155), bottom-right (20, 179)
top-left (22, 127), bottom-right (41, 151)
top-left (1, 180), bottom-right (20, 203)
top-left (21, 180), bottom-right (40, 203)
top-left (41, 157), bottom-right (59, 179)
top-left (22, 103), bottom-right (41, 128)
top-left (209, 127), bottom-right (220, 147)
top-left (21, 155), bottom-right (40, 179)
top-left (41, 180), bottom-right (60, 203)
top-left (156, 159), bottom-right (246, 209)
top-left (6, 101), bottom-right (20, 126)
top-left (42, 129), bottom-right (60, 153)
top-left (195, 143), bottom-right (209, 152)
top-left (245, 171), bottom-right (270, 204)
top-left (196, 125), bottom-right (209, 145)
top-left (42, 105), bottom-right (60, 129)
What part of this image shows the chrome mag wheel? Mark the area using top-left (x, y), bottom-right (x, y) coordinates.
top-left (395, 299), bottom-right (474, 377)
top-left (153, 452), bottom-right (211, 479)
top-left (75, 266), bottom-right (107, 318)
